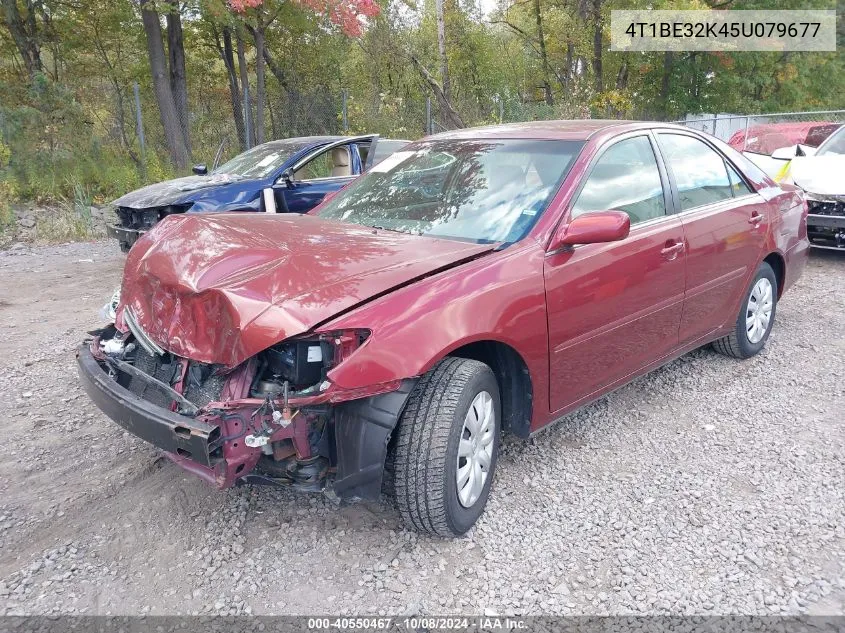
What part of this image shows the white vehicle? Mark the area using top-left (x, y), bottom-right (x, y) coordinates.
top-left (775, 125), bottom-right (845, 250)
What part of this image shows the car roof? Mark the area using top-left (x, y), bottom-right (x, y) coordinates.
top-left (260, 135), bottom-right (405, 148)
top-left (428, 120), bottom-right (673, 142)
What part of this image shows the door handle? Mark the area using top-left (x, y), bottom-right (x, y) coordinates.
top-left (748, 212), bottom-right (764, 226)
top-left (661, 241), bottom-right (684, 260)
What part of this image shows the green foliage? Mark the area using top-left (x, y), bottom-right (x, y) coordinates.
top-left (0, 0), bottom-right (842, 210)
top-left (0, 181), bottom-right (15, 247)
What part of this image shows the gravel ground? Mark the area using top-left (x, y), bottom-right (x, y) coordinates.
top-left (0, 240), bottom-right (843, 617)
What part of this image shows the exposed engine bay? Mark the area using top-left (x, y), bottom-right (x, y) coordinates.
top-left (80, 322), bottom-right (406, 498)
top-left (807, 198), bottom-right (845, 249)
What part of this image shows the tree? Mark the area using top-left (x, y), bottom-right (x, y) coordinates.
top-left (435, 0), bottom-right (450, 102)
top-left (166, 0), bottom-right (191, 157)
top-left (532, 0), bottom-right (552, 105)
top-left (140, 0), bottom-right (188, 169)
top-left (1, 0), bottom-right (43, 78)
top-left (226, 0), bottom-right (379, 144)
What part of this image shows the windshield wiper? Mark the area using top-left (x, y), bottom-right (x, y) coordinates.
top-left (370, 225), bottom-right (408, 234)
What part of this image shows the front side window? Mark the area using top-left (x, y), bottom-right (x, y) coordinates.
top-left (317, 139), bottom-right (584, 243)
top-left (658, 134), bottom-right (733, 210)
top-left (213, 141), bottom-right (309, 179)
top-left (571, 135), bottom-right (666, 225)
top-left (294, 145), bottom-right (353, 180)
top-left (726, 162), bottom-right (753, 197)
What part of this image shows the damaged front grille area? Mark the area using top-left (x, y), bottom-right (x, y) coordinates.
top-left (129, 347), bottom-right (178, 409)
top-left (116, 204), bottom-right (190, 230)
top-left (128, 347), bottom-right (225, 410)
top-left (808, 199), bottom-right (845, 217)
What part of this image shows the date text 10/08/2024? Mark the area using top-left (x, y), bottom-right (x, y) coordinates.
top-left (307, 617), bottom-right (528, 630)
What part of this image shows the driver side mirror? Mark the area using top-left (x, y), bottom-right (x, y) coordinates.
top-left (192, 164), bottom-right (208, 175)
top-left (548, 210), bottom-right (631, 251)
top-left (277, 169), bottom-right (295, 188)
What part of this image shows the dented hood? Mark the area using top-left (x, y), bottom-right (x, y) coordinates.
top-left (790, 155), bottom-right (845, 197)
top-left (120, 213), bottom-right (494, 367)
top-left (112, 174), bottom-right (246, 209)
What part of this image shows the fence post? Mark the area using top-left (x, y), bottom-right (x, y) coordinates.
top-left (243, 81), bottom-right (252, 150)
top-left (133, 82), bottom-right (147, 181)
top-left (743, 116), bottom-right (750, 151)
top-left (342, 90), bottom-right (349, 133)
top-left (425, 97), bottom-right (432, 136)
top-left (499, 96), bottom-right (504, 123)
top-left (712, 113), bottom-right (718, 137)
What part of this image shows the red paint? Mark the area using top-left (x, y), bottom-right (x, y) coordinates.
top-left (120, 213), bottom-right (492, 368)
top-left (117, 121), bottom-right (808, 448)
top-left (554, 210), bottom-right (631, 247)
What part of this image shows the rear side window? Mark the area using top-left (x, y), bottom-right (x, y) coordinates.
top-left (658, 134), bottom-right (733, 210)
top-left (571, 135), bottom-right (666, 225)
top-left (726, 162), bottom-right (753, 197)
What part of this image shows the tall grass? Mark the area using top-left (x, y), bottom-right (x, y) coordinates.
top-left (35, 182), bottom-right (101, 243)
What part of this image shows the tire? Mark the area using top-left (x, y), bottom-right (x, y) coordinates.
top-left (392, 357), bottom-right (500, 537)
top-left (713, 261), bottom-right (777, 359)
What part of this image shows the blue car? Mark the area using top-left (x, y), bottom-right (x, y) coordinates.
top-left (107, 135), bottom-right (410, 252)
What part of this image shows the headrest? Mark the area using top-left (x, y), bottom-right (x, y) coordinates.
top-left (331, 147), bottom-right (350, 166)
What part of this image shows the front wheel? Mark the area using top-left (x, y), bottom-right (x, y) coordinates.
top-left (392, 357), bottom-right (500, 537)
top-left (713, 261), bottom-right (777, 359)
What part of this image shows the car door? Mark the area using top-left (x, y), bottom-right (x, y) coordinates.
top-left (272, 135), bottom-right (377, 213)
top-left (544, 132), bottom-right (687, 413)
top-left (654, 132), bottom-right (769, 345)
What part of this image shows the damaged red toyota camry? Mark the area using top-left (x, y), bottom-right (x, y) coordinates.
top-left (78, 121), bottom-right (809, 536)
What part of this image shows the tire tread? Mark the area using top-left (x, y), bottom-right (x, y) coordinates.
top-left (393, 357), bottom-right (489, 537)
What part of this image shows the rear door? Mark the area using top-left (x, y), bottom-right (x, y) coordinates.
top-left (654, 131), bottom-right (768, 345)
top-left (544, 132), bottom-right (686, 413)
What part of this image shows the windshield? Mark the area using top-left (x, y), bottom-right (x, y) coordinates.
top-left (213, 141), bottom-right (311, 178)
top-left (317, 139), bottom-right (583, 243)
top-left (816, 126), bottom-right (845, 156)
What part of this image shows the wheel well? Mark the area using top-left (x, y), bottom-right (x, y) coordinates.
top-left (763, 252), bottom-right (785, 298)
top-left (448, 341), bottom-right (533, 438)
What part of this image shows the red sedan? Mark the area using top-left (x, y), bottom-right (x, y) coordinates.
top-left (78, 121), bottom-right (809, 536)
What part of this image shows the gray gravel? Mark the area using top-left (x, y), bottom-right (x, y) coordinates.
top-left (0, 241), bottom-right (843, 616)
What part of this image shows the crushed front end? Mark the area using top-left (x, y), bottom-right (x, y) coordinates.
top-left (806, 195), bottom-right (845, 250)
top-left (77, 322), bottom-right (414, 499)
top-left (107, 204), bottom-right (190, 253)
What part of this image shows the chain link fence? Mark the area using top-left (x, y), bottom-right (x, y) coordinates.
top-left (672, 110), bottom-right (845, 150)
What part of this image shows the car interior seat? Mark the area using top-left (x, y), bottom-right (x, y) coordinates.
top-left (331, 147), bottom-right (352, 177)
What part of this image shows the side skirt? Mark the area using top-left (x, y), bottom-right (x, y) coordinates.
top-left (532, 329), bottom-right (723, 437)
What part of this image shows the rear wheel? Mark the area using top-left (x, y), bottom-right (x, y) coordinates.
top-left (392, 357), bottom-right (500, 537)
top-left (713, 261), bottom-right (777, 359)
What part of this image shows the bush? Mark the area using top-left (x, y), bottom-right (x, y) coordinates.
top-left (0, 180), bottom-right (17, 247)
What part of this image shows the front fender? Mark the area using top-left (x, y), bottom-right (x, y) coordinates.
top-left (318, 242), bottom-right (551, 423)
